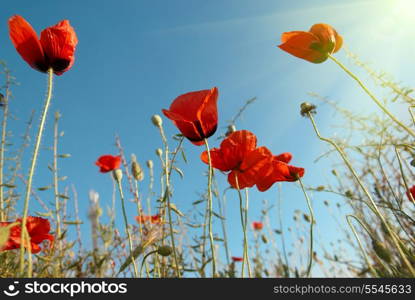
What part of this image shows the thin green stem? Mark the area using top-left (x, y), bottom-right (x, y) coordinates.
top-left (0, 74), bottom-right (10, 222)
top-left (19, 68), bottom-right (54, 275)
top-left (203, 138), bottom-right (216, 277)
top-left (329, 55), bottom-right (415, 138)
top-left (346, 215), bottom-right (378, 277)
top-left (158, 125), bottom-right (181, 277)
top-left (298, 177), bottom-right (314, 277)
top-left (114, 172), bottom-right (139, 278)
top-left (244, 188), bottom-right (252, 277)
top-left (134, 179), bottom-right (149, 278)
top-left (52, 111), bottom-right (62, 275)
top-left (276, 184), bottom-right (290, 276)
top-left (234, 175), bottom-right (251, 278)
top-left (307, 112), bottom-right (415, 276)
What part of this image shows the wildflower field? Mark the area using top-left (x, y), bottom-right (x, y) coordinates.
top-left (0, 1), bottom-right (415, 279)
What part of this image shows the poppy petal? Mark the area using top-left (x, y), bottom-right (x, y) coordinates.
top-left (8, 15), bottom-right (47, 72)
top-left (219, 130), bottom-right (257, 169)
top-left (162, 109), bottom-right (204, 144)
top-left (309, 24), bottom-right (336, 52)
top-left (275, 152), bottom-right (292, 163)
top-left (200, 148), bottom-right (229, 171)
top-left (278, 31), bottom-right (327, 63)
top-left (197, 87), bottom-right (219, 139)
top-left (40, 20), bottom-right (78, 75)
top-left (95, 155), bottom-right (121, 173)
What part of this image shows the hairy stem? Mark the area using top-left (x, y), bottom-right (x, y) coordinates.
top-left (19, 68), bottom-right (54, 275)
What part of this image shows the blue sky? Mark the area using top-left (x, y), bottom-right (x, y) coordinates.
top-left (0, 0), bottom-right (414, 276)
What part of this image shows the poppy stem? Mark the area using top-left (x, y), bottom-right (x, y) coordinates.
top-left (52, 111), bottom-right (62, 275)
top-left (134, 179), bottom-right (149, 278)
top-left (114, 172), bottom-right (139, 278)
top-left (346, 215), bottom-right (379, 277)
top-left (297, 177), bottom-right (314, 277)
top-left (328, 55), bottom-right (415, 138)
top-left (235, 175), bottom-right (251, 278)
top-left (203, 138), bottom-right (216, 277)
top-left (244, 188), bottom-right (252, 277)
top-left (307, 111), bottom-right (415, 276)
top-left (157, 124), bottom-right (181, 278)
top-left (0, 70), bottom-right (11, 222)
top-left (19, 68), bottom-right (54, 276)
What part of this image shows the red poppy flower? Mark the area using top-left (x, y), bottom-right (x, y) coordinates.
top-left (8, 15), bottom-right (78, 75)
top-left (136, 214), bottom-right (161, 224)
top-left (252, 221), bottom-right (263, 231)
top-left (163, 87), bottom-right (218, 146)
top-left (0, 217), bottom-right (54, 254)
top-left (95, 155), bottom-right (121, 173)
top-left (278, 23), bottom-right (343, 63)
top-left (201, 130), bottom-right (273, 189)
top-left (255, 155), bottom-right (305, 192)
top-left (231, 256), bottom-right (243, 262)
top-left (406, 185), bottom-right (415, 202)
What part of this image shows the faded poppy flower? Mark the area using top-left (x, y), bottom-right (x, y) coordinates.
top-left (95, 155), bottom-right (121, 173)
top-left (136, 214), bottom-right (161, 224)
top-left (8, 15), bottom-right (78, 75)
top-left (255, 154), bottom-right (305, 192)
top-left (231, 256), bottom-right (243, 262)
top-left (0, 217), bottom-right (54, 254)
top-left (163, 87), bottom-right (218, 145)
top-left (278, 23), bottom-right (342, 63)
top-left (406, 185), bottom-right (415, 202)
top-left (201, 130), bottom-right (273, 189)
top-left (252, 221), bottom-right (263, 231)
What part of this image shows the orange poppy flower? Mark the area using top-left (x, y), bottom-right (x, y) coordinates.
top-left (136, 214), bottom-right (162, 224)
top-left (231, 256), bottom-right (243, 262)
top-left (278, 23), bottom-right (342, 63)
top-left (255, 155), bottom-right (305, 192)
top-left (8, 15), bottom-right (78, 75)
top-left (0, 217), bottom-right (54, 254)
top-left (252, 221), bottom-right (263, 231)
top-left (163, 87), bottom-right (218, 146)
top-left (201, 130), bottom-right (273, 189)
top-left (95, 155), bottom-right (121, 173)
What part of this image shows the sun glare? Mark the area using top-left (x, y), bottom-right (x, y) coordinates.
top-left (393, 0), bottom-right (415, 20)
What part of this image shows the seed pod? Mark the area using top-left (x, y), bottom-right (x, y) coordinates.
top-left (157, 245), bottom-right (173, 257)
top-left (303, 213), bottom-right (311, 223)
top-left (261, 235), bottom-right (268, 244)
top-left (146, 160), bottom-right (153, 169)
top-left (151, 114), bottom-right (163, 128)
top-left (131, 154), bottom-right (144, 181)
top-left (156, 148), bottom-right (163, 157)
top-left (372, 240), bottom-right (392, 263)
top-left (300, 102), bottom-right (317, 117)
top-left (112, 169), bottom-right (123, 182)
top-left (225, 124), bottom-right (236, 136)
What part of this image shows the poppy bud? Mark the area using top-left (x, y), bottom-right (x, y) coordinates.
top-left (411, 159), bottom-right (415, 167)
top-left (55, 111), bottom-right (61, 120)
top-left (225, 124), bottom-right (236, 136)
top-left (372, 240), bottom-right (392, 263)
top-left (151, 114), bottom-right (163, 128)
top-left (146, 160), bottom-right (153, 169)
top-left (300, 102), bottom-right (317, 117)
top-left (157, 245), bottom-right (172, 257)
top-left (156, 148), bottom-right (163, 157)
top-left (112, 169), bottom-right (123, 182)
top-left (303, 213), bottom-right (311, 223)
top-left (131, 154), bottom-right (144, 181)
top-left (261, 235), bottom-right (268, 244)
